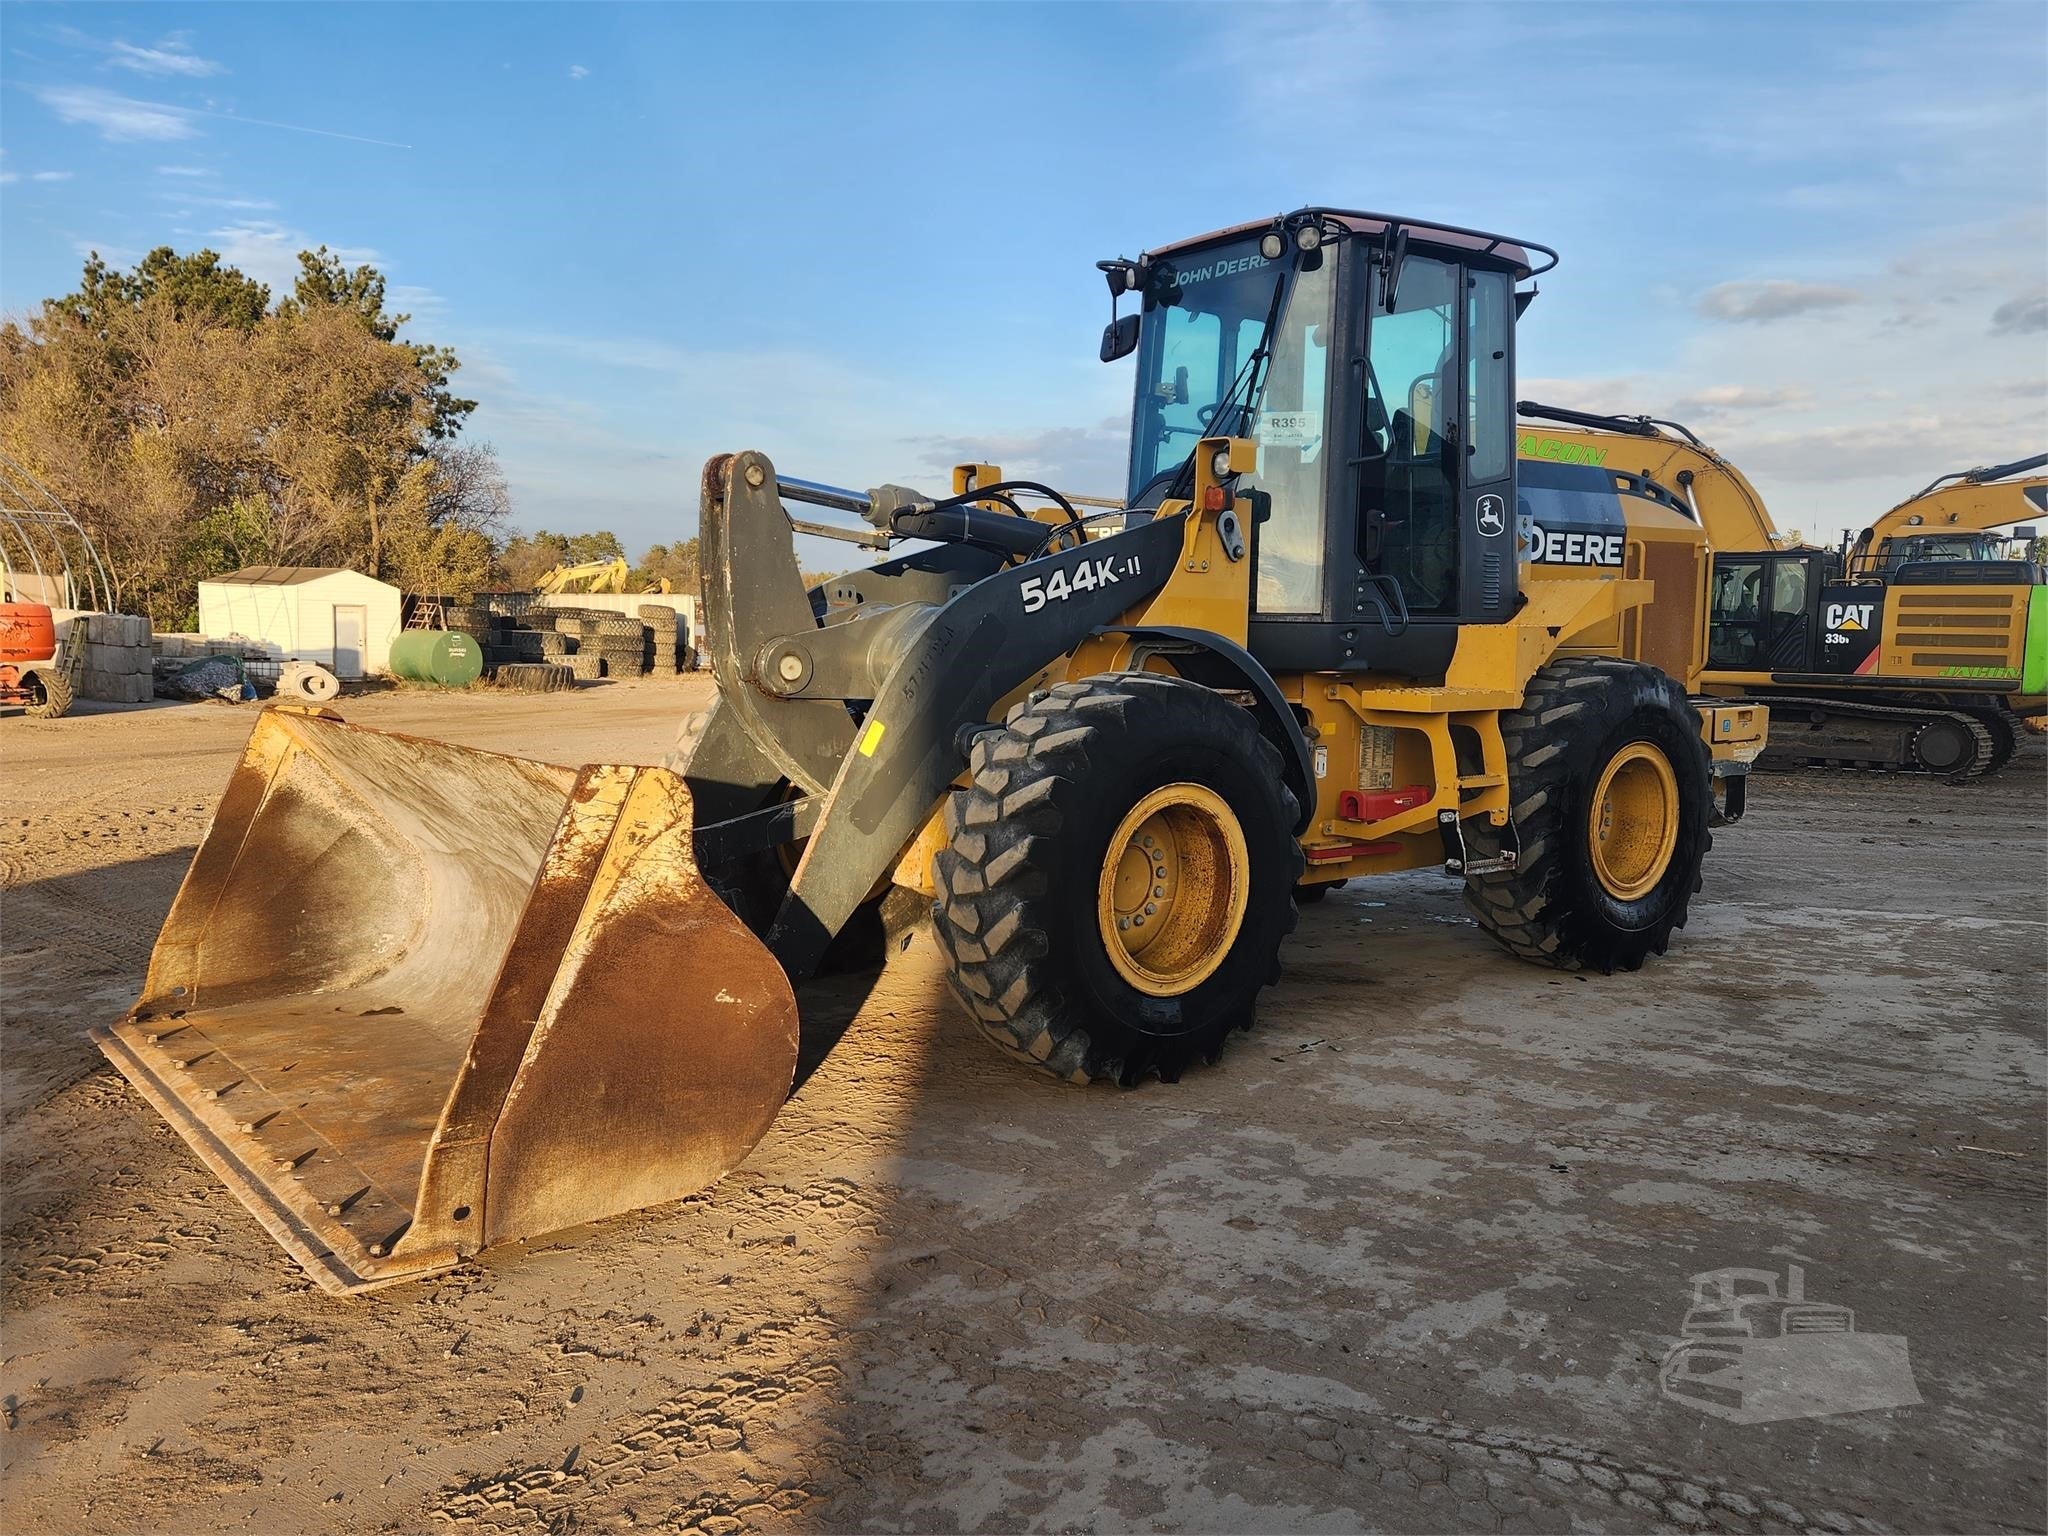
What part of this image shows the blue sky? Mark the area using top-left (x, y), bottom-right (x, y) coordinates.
top-left (2, 1), bottom-right (2043, 560)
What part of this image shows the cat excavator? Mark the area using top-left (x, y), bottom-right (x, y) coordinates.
top-left (92, 207), bottom-right (1767, 1295)
top-left (1516, 404), bottom-right (2045, 777)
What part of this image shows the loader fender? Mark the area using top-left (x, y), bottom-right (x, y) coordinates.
top-left (767, 513), bottom-right (1187, 979)
top-left (1095, 624), bottom-right (1315, 835)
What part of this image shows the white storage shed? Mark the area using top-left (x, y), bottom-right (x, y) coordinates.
top-left (197, 566), bottom-right (404, 679)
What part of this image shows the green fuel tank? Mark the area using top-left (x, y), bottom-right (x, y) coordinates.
top-left (389, 629), bottom-right (484, 687)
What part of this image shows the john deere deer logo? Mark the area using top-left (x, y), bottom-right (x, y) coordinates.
top-left (1660, 1265), bottom-right (1920, 1424)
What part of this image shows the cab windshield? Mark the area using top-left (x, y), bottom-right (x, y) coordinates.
top-left (1126, 236), bottom-right (1337, 613)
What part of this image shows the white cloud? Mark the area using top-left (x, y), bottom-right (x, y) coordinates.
top-left (30, 171), bottom-right (75, 183)
top-left (107, 38), bottom-right (226, 77)
top-left (568, 64), bottom-right (590, 79)
top-left (34, 85), bottom-right (196, 141)
top-left (1517, 376), bottom-right (1658, 416)
top-left (387, 283), bottom-right (446, 316)
top-left (1668, 384), bottom-right (1811, 417)
top-left (206, 221), bottom-right (378, 292)
top-left (157, 164), bottom-right (212, 177)
top-left (909, 421), bottom-right (1130, 497)
top-left (1695, 281), bottom-right (1864, 324)
top-left (160, 192), bottom-right (279, 211)
top-left (0, 172), bottom-right (15, 186)
top-left (1532, 214), bottom-right (2048, 541)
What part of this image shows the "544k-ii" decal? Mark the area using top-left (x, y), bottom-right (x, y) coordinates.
top-left (1019, 554), bottom-right (1144, 613)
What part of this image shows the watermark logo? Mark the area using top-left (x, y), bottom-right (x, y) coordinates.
top-left (1659, 1264), bottom-right (1921, 1424)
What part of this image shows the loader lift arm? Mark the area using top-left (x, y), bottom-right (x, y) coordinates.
top-left (690, 450), bottom-right (1188, 980)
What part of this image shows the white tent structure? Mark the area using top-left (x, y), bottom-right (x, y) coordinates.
top-left (197, 566), bottom-right (403, 679)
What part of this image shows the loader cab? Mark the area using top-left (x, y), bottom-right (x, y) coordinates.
top-left (1118, 209), bottom-right (1553, 679)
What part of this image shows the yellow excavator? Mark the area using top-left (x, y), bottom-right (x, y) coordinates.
top-left (1517, 404), bottom-right (2045, 777)
top-left (1846, 455), bottom-right (2048, 575)
top-left (92, 207), bottom-right (1767, 1294)
top-left (533, 557), bottom-right (673, 596)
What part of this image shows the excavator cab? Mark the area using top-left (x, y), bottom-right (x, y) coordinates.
top-left (1113, 212), bottom-right (1553, 679)
top-left (1707, 551), bottom-right (1829, 672)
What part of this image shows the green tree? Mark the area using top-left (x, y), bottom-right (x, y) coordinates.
top-left (284, 247), bottom-right (474, 438)
top-left (633, 538), bottom-right (700, 594)
top-left (0, 245), bottom-right (509, 626)
top-left (55, 246), bottom-right (271, 336)
top-left (495, 529), bottom-right (626, 590)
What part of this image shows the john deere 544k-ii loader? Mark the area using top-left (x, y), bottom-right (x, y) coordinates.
top-left (94, 208), bottom-right (1766, 1294)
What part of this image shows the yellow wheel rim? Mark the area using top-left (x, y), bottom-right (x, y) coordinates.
top-left (1096, 783), bottom-right (1250, 997)
top-left (1587, 742), bottom-right (1680, 901)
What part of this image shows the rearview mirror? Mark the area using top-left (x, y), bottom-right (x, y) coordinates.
top-left (1100, 313), bottom-right (1140, 362)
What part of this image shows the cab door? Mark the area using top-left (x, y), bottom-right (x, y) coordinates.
top-left (1354, 257), bottom-right (1517, 623)
top-left (1708, 552), bottom-right (1821, 671)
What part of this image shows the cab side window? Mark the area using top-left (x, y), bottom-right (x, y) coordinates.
top-left (1359, 256), bottom-right (1459, 613)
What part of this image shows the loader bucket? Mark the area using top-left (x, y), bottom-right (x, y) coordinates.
top-left (89, 706), bottom-right (799, 1295)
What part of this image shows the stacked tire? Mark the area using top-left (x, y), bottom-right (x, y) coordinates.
top-left (641, 605), bottom-right (681, 676)
top-left (575, 613), bottom-right (638, 679)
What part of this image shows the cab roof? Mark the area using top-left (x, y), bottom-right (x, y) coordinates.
top-left (1147, 206), bottom-right (1558, 280)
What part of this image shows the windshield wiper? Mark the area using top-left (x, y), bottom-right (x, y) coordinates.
top-left (1150, 263), bottom-right (1292, 509)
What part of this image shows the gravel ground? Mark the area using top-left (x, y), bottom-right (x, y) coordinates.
top-left (2, 679), bottom-right (2042, 1535)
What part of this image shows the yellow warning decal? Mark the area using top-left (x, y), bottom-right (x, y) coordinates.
top-left (858, 719), bottom-right (886, 757)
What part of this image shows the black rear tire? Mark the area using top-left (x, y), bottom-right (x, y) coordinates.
top-left (1463, 659), bottom-right (1711, 974)
top-left (932, 674), bottom-right (1303, 1086)
top-left (23, 668), bottom-right (72, 719)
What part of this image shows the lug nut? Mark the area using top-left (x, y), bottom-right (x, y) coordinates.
top-left (1144, 902), bottom-right (1157, 915)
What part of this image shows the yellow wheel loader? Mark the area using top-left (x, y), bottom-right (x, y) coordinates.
top-left (1516, 404), bottom-right (2045, 776)
top-left (93, 208), bottom-right (1766, 1294)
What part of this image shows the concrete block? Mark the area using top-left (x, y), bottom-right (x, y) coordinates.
top-left (126, 672), bottom-right (155, 703)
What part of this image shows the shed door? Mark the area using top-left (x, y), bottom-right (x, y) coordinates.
top-left (333, 605), bottom-right (367, 679)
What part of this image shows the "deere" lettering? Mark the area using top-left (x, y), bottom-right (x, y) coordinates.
top-left (1525, 521), bottom-right (1625, 567)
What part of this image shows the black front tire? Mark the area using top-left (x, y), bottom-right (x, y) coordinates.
top-left (932, 674), bottom-right (1303, 1086)
top-left (1463, 659), bottom-right (1711, 974)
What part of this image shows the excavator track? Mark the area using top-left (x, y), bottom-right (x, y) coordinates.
top-left (1749, 694), bottom-right (2001, 780)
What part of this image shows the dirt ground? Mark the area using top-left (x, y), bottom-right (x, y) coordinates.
top-left (2, 679), bottom-right (2043, 1535)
